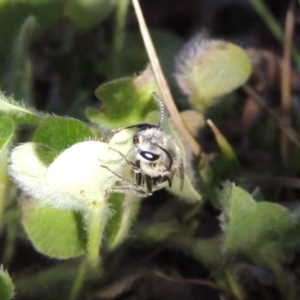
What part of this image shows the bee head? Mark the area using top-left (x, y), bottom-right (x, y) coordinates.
top-left (133, 126), bottom-right (181, 178)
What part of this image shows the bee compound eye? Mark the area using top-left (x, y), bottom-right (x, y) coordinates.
top-left (140, 151), bottom-right (159, 161)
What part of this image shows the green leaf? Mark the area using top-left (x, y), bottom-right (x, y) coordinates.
top-left (106, 193), bottom-right (141, 250)
top-left (9, 126), bottom-right (141, 211)
top-left (65, 0), bottom-right (118, 29)
top-left (175, 35), bottom-right (252, 112)
top-left (258, 202), bottom-right (293, 236)
top-left (245, 240), bottom-right (292, 265)
top-left (21, 201), bottom-right (85, 259)
top-left (219, 183), bottom-right (293, 252)
top-left (281, 206), bottom-right (300, 248)
top-left (0, 267), bottom-right (15, 300)
top-left (9, 141), bottom-right (107, 211)
top-left (177, 236), bottom-right (223, 268)
top-left (0, 116), bottom-right (15, 217)
top-left (8, 143), bottom-right (52, 209)
top-left (33, 143), bottom-right (60, 166)
top-left (0, 116), bottom-right (15, 156)
top-left (0, 93), bottom-right (41, 124)
top-left (33, 116), bottom-right (94, 152)
top-left (90, 68), bottom-right (158, 128)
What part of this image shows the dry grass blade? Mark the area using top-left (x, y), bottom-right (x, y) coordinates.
top-left (280, 0), bottom-right (296, 167)
top-left (131, 0), bottom-right (201, 156)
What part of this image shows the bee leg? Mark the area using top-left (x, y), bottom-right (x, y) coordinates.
top-left (135, 160), bottom-right (147, 186)
top-left (100, 164), bottom-right (150, 197)
top-left (145, 174), bottom-right (153, 194)
top-left (179, 160), bottom-right (185, 191)
top-left (109, 147), bottom-right (141, 173)
top-left (100, 164), bottom-right (138, 185)
top-left (105, 185), bottom-right (150, 197)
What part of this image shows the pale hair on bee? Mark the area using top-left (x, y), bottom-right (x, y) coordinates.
top-left (100, 92), bottom-right (185, 196)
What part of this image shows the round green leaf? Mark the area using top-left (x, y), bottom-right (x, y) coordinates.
top-left (21, 201), bottom-right (85, 259)
top-left (175, 35), bottom-right (252, 112)
top-left (33, 116), bottom-right (94, 152)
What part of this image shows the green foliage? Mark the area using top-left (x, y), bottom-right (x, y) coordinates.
top-left (65, 0), bottom-right (118, 29)
top-left (175, 35), bottom-right (252, 112)
top-left (106, 193), bottom-right (141, 250)
top-left (0, 116), bottom-right (15, 224)
top-left (0, 116), bottom-right (15, 156)
top-left (91, 67), bottom-right (159, 128)
top-left (1, 2), bottom-right (300, 300)
top-left (21, 202), bottom-right (86, 259)
top-left (0, 93), bottom-right (41, 124)
top-left (218, 183), bottom-right (294, 253)
top-left (33, 116), bottom-right (94, 152)
top-left (0, 268), bottom-right (15, 300)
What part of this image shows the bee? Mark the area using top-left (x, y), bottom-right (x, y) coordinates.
top-left (100, 93), bottom-right (184, 196)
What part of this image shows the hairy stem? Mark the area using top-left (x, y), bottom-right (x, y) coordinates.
top-left (86, 201), bottom-right (107, 274)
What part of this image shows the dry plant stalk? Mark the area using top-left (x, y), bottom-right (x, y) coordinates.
top-left (131, 0), bottom-right (201, 157)
top-left (280, 0), bottom-right (296, 167)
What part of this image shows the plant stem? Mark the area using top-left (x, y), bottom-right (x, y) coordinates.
top-left (249, 0), bottom-right (300, 67)
top-left (0, 153), bottom-right (8, 226)
top-left (224, 270), bottom-right (243, 299)
top-left (9, 16), bottom-right (36, 104)
top-left (86, 201), bottom-right (106, 274)
top-left (1, 221), bottom-right (17, 265)
top-left (112, 0), bottom-right (130, 77)
top-left (280, 0), bottom-right (296, 167)
top-left (207, 119), bottom-right (242, 175)
top-left (67, 259), bottom-right (87, 300)
top-left (109, 194), bottom-right (141, 249)
top-left (250, 0), bottom-right (283, 42)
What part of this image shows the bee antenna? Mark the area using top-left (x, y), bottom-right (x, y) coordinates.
top-left (153, 92), bottom-right (164, 129)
